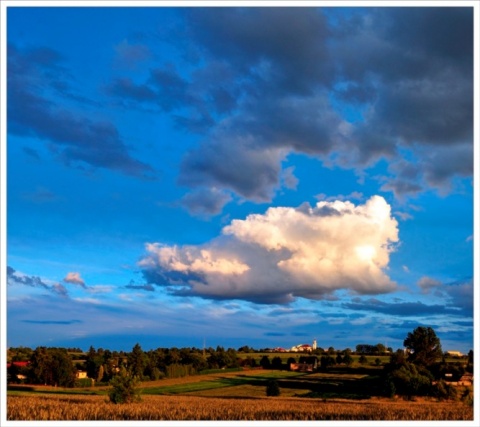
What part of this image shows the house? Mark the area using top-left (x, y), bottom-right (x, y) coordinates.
top-left (6, 361), bottom-right (29, 382)
top-left (76, 371), bottom-right (88, 379)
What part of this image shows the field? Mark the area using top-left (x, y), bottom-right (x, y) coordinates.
top-left (7, 369), bottom-right (474, 421)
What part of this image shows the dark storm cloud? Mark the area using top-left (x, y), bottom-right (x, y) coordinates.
top-left (7, 44), bottom-right (154, 178)
top-left (343, 297), bottom-right (462, 317)
top-left (101, 7), bottom-right (472, 208)
top-left (176, 7), bottom-right (472, 203)
top-left (184, 7), bottom-right (333, 93)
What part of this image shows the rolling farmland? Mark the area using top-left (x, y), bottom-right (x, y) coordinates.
top-left (7, 369), bottom-right (473, 421)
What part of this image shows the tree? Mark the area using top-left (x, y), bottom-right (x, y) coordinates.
top-left (343, 353), bottom-right (353, 366)
top-left (108, 368), bottom-right (142, 404)
top-left (266, 379), bottom-right (280, 396)
top-left (320, 355), bottom-right (335, 370)
top-left (335, 353), bottom-right (343, 364)
top-left (359, 354), bottom-right (368, 365)
top-left (29, 347), bottom-right (76, 387)
top-left (260, 355), bottom-right (271, 369)
top-left (403, 326), bottom-right (442, 367)
top-left (271, 356), bottom-right (283, 370)
top-left (128, 343), bottom-right (146, 378)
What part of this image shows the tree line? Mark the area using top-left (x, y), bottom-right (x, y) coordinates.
top-left (7, 326), bottom-right (473, 402)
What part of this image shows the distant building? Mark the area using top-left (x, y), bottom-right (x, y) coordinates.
top-left (446, 351), bottom-right (464, 358)
top-left (290, 344), bottom-right (313, 353)
top-left (76, 371), bottom-right (88, 379)
top-left (312, 339), bottom-right (317, 351)
top-left (290, 356), bottom-right (318, 372)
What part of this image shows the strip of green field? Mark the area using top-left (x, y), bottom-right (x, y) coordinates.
top-left (142, 371), bottom-right (305, 395)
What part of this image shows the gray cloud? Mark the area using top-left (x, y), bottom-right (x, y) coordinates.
top-left (7, 266), bottom-right (68, 297)
top-left (7, 44), bottom-right (154, 178)
top-left (180, 187), bottom-right (233, 216)
top-left (101, 7), bottom-right (472, 207)
top-left (343, 297), bottom-right (463, 317)
top-left (22, 319), bottom-right (82, 325)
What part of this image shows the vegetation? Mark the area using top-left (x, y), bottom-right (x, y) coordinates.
top-left (7, 394), bottom-right (473, 421)
top-left (108, 368), bottom-right (142, 404)
top-left (266, 379), bottom-right (281, 396)
top-left (6, 326), bottom-right (473, 420)
top-left (403, 326), bottom-right (443, 367)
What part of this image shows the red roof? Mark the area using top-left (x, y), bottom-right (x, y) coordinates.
top-left (7, 361), bottom-right (29, 368)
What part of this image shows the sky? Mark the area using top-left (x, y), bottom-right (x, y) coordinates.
top-left (1, 1), bottom-right (478, 354)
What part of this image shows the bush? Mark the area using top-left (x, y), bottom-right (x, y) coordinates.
top-left (108, 370), bottom-right (142, 404)
top-left (461, 387), bottom-right (473, 406)
top-left (75, 378), bottom-right (94, 388)
top-left (266, 379), bottom-right (280, 396)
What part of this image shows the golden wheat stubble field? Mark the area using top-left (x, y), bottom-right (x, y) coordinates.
top-left (7, 393), bottom-right (474, 421)
top-left (7, 370), bottom-right (474, 421)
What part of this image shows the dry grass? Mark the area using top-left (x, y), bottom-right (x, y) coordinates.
top-left (7, 393), bottom-right (473, 421)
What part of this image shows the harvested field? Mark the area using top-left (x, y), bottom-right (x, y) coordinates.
top-left (7, 393), bottom-right (473, 421)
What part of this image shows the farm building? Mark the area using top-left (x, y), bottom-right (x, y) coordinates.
top-left (290, 344), bottom-right (313, 353)
top-left (76, 370), bottom-right (88, 379)
top-left (290, 356), bottom-right (318, 372)
top-left (445, 351), bottom-right (464, 357)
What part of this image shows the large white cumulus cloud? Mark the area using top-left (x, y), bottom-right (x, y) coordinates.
top-left (139, 196), bottom-right (399, 304)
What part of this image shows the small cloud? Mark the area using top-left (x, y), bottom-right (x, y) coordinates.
top-left (22, 187), bottom-right (58, 203)
top-left (281, 166), bottom-right (299, 190)
top-left (417, 276), bottom-right (443, 295)
top-left (402, 265), bottom-right (410, 273)
top-left (22, 146), bottom-right (41, 160)
top-left (21, 319), bottom-right (82, 325)
top-left (114, 39), bottom-right (151, 68)
top-left (125, 280), bottom-right (155, 292)
top-left (63, 272), bottom-right (86, 288)
top-left (180, 187), bottom-right (232, 217)
top-left (264, 332), bottom-right (286, 337)
top-left (394, 211), bottom-right (413, 221)
top-left (466, 235), bottom-right (473, 242)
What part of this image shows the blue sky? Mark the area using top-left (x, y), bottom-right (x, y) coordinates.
top-left (2, 2), bottom-right (477, 354)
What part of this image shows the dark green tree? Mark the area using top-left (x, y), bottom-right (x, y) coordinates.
top-left (271, 356), bottom-right (283, 370)
top-left (108, 368), bottom-right (142, 404)
top-left (403, 326), bottom-right (442, 367)
top-left (343, 353), bottom-right (353, 366)
top-left (320, 355), bottom-right (335, 370)
top-left (85, 346), bottom-right (104, 380)
top-left (128, 343), bottom-right (146, 378)
top-left (260, 355), bottom-right (271, 369)
top-left (266, 379), bottom-right (281, 396)
top-left (29, 347), bottom-right (76, 387)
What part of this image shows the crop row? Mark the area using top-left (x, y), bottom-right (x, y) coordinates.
top-left (7, 394), bottom-right (473, 421)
